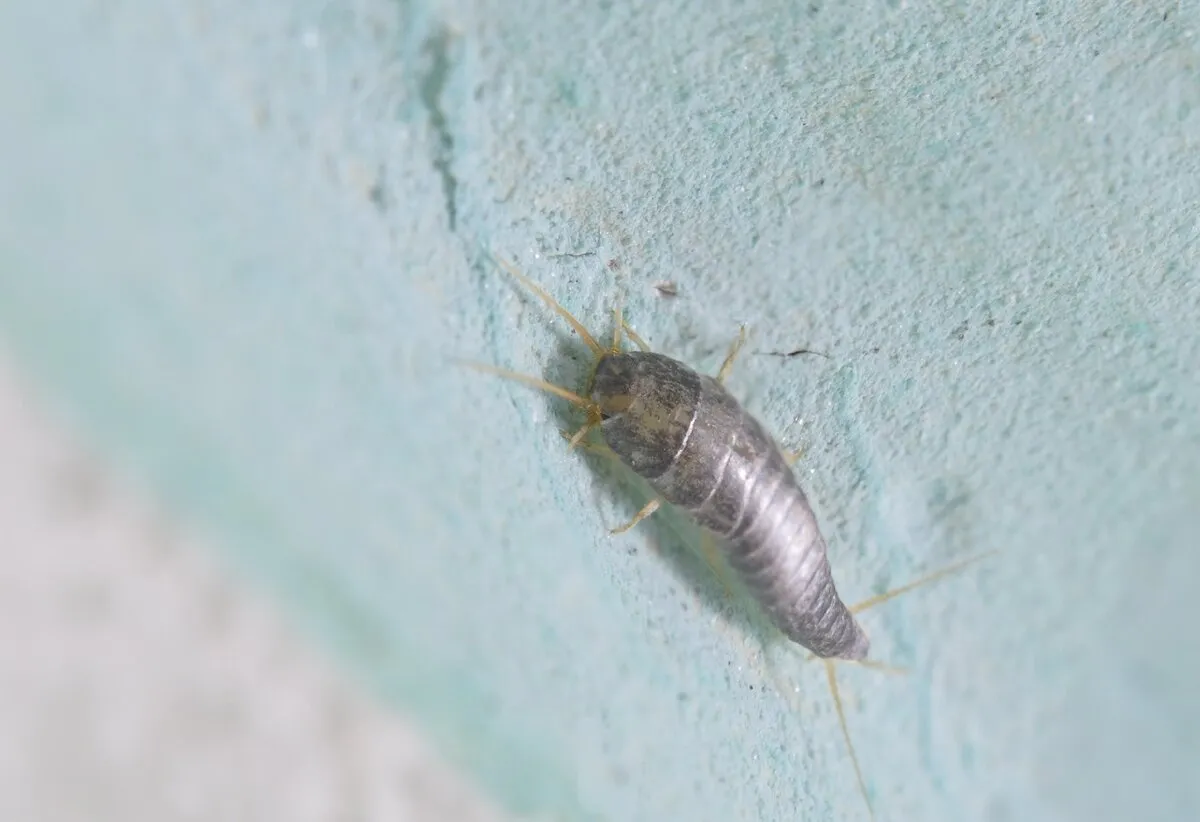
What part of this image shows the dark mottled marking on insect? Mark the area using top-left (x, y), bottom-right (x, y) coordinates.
top-left (460, 255), bottom-right (994, 820)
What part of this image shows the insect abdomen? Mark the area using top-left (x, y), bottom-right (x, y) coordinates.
top-left (648, 367), bottom-right (867, 660)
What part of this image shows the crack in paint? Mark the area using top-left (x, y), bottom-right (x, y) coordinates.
top-left (417, 25), bottom-right (459, 230)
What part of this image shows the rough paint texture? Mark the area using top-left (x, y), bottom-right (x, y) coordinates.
top-left (2, 2), bottom-right (1199, 822)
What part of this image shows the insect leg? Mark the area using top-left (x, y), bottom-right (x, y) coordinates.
top-left (699, 531), bottom-right (737, 598)
top-left (557, 430), bottom-right (667, 535)
top-left (559, 428), bottom-right (613, 455)
top-left (565, 419), bottom-right (601, 450)
top-left (609, 498), bottom-right (662, 535)
top-left (716, 325), bottom-right (749, 384)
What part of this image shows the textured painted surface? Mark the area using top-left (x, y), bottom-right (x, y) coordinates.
top-left (2, 2), bottom-right (1198, 822)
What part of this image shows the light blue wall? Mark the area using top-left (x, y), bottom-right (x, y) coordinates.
top-left (2, 2), bottom-right (1198, 821)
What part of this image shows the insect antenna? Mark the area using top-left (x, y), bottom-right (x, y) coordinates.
top-left (612, 294), bottom-right (625, 352)
top-left (454, 361), bottom-right (598, 412)
top-left (491, 254), bottom-right (606, 357)
top-left (468, 254), bottom-right (636, 446)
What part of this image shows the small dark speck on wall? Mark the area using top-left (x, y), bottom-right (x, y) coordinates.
top-left (368, 167), bottom-right (391, 213)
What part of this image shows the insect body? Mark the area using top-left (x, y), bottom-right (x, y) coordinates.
top-left (592, 349), bottom-right (867, 659)
top-left (465, 255), bottom-right (990, 819)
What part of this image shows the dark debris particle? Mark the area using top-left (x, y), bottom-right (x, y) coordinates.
top-left (760, 347), bottom-right (829, 359)
top-left (368, 167), bottom-right (390, 212)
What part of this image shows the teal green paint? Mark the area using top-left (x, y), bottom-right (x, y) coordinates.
top-left (2, 2), bottom-right (1198, 821)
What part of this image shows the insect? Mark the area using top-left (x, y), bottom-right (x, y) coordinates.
top-left (464, 254), bottom-right (990, 819)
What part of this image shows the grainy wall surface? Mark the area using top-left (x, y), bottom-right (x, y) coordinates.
top-left (2, 2), bottom-right (1198, 821)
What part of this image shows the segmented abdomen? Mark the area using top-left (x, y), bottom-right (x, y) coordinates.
top-left (652, 371), bottom-right (868, 660)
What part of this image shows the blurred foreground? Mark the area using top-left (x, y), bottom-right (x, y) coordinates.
top-left (0, 351), bottom-right (509, 822)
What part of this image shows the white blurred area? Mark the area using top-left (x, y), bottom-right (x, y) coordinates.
top-left (0, 352), bottom-right (510, 822)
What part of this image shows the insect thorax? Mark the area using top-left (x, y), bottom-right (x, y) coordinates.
top-left (592, 351), bottom-right (701, 479)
